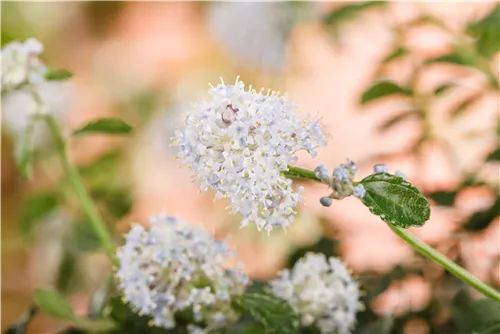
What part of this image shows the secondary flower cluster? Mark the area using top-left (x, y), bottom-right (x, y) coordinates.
top-left (314, 160), bottom-right (366, 207)
top-left (173, 78), bottom-right (326, 233)
top-left (269, 253), bottom-right (361, 334)
top-left (116, 214), bottom-right (249, 332)
top-left (1, 38), bottom-right (46, 92)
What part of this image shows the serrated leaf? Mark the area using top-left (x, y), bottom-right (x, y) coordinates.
top-left (383, 46), bottom-right (407, 63)
top-left (20, 193), bottom-right (58, 239)
top-left (359, 173), bottom-right (430, 228)
top-left (73, 118), bottom-right (132, 136)
top-left (34, 288), bottom-right (75, 320)
top-left (450, 94), bottom-right (482, 119)
top-left (467, 5), bottom-right (500, 58)
top-left (360, 81), bottom-right (412, 105)
top-left (233, 292), bottom-right (299, 334)
top-left (44, 69), bottom-right (73, 81)
top-left (486, 147), bottom-right (500, 161)
top-left (377, 110), bottom-right (416, 132)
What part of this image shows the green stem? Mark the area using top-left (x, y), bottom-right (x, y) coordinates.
top-left (284, 166), bottom-right (321, 182)
top-left (43, 114), bottom-right (116, 262)
top-left (286, 165), bottom-right (500, 301)
top-left (388, 223), bottom-right (500, 302)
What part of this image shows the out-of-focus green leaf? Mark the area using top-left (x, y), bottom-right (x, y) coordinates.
top-left (359, 173), bottom-right (431, 228)
top-left (44, 69), bottom-right (73, 81)
top-left (324, 1), bottom-right (387, 26)
top-left (15, 119), bottom-right (37, 179)
top-left (34, 288), bottom-right (75, 320)
top-left (429, 190), bottom-right (458, 207)
top-left (233, 293), bottom-right (299, 334)
top-left (450, 94), bottom-right (482, 119)
top-left (427, 51), bottom-right (477, 67)
top-left (79, 150), bottom-right (123, 177)
top-left (72, 118), bottom-right (133, 136)
top-left (108, 297), bottom-right (166, 334)
top-left (91, 187), bottom-right (132, 219)
top-left (434, 83), bottom-right (456, 96)
top-left (463, 198), bottom-right (499, 231)
top-left (486, 147), bottom-right (500, 161)
top-left (383, 46), bottom-right (407, 63)
top-left (453, 295), bottom-right (500, 334)
top-left (67, 220), bottom-right (102, 253)
top-left (361, 317), bottom-right (394, 334)
top-left (360, 81), bottom-right (412, 105)
top-left (20, 193), bottom-right (58, 239)
top-left (467, 5), bottom-right (500, 58)
top-left (56, 251), bottom-right (80, 294)
top-left (377, 110), bottom-right (416, 132)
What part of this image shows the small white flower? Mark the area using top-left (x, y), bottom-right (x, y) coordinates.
top-left (373, 164), bottom-right (389, 174)
top-left (116, 214), bottom-right (249, 331)
top-left (173, 78), bottom-right (326, 233)
top-left (1, 38), bottom-right (47, 92)
top-left (353, 184), bottom-right (366, 199)
top-left (269, 253), bottom-right (361, 334)
top-left (314, 164), bottom-right (329, 181)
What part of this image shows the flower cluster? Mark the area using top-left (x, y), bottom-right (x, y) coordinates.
top-left (1, 38), bottom-right (47, 92)
top-left (269, 253), bottom-right (361, 334)
top-left (116, 214), bottom-right (249, 332)
top-left (314, 160), bottom-right (365, 207)
top-left (173, 78), bottom-right (326, 233)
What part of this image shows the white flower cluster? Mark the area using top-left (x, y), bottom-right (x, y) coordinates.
top-left (1, 38), bottom-right (47, 92)
top-left (269, 253), bottom-right (361, 334)
top-left (116, 214), bottom-right (249, 332)
top-left (315, 160), bottom-right (366, 207)
top-left (173, 79), bottom-right (326, 233)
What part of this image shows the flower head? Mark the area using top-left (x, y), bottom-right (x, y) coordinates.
top-left (116, 214), bottom-right (249, 331)
top-left (269, 253), bottom-right (361, 334)
top-left (173, 78), bottom-right (326, 232)
top-left (1, 38), bottom-right (47, 92)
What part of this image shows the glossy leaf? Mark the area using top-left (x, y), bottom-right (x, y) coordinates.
top-left (361, 81), bottom-right (412, 105)
top-left (73, 118), bottom-right (132, 136)
top-left (359, 173), bottom-right (431, 228)
top-left (233, 292), bottom-right (299, 334)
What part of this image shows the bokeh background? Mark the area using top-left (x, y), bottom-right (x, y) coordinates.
top-left (1, 1), bottom-right (499, 333)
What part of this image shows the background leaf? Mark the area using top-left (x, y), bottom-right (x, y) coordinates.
top-left (467, 5), bottom-right (500, 58)
top-left (360, 81), bottom-right (412, 105)
top-left (20, 193), bottom-right (58, 239)
top-left (486, 147), bottom-right (500, 162)
top-left (452, 295), bottom-right (500, 334)
top-left (34, 288), bottom-right (75, 321)
top-left (359, 173), bottom-right (431, 228)
top-left (324, 1), bottom-right (386, 26)
top-left (72, 118), bottom-right (133, 136)
top-left (14, 119), bottom-right (37, 179)
top-left (233, 292), bottom-right (299, 334)
top-left (44, 69), bottom-right (73, 81)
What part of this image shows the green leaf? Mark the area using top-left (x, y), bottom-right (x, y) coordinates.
top-left (383, 46), bottom-right (407, 63)
top-left (361, 317), bottom-right (394, 334)
top-left (324, 1), bottom-right (386, 26)
top-left (15, 119), bottom-right (37, 179)
top-left (107, 297), bottom-right (166, 334)
top-left (377, 110), bottom-right (416, 132)
top-left (233, 292), bottom-right (299, 334)
top-left (44, 69), bottom-right (73, 81)
top-left (486, 147), bottom-right (500, 161)
top-left (73, 118), bottom-right (133, 136)
top-left (20, 193), bottom-right (58, 239)
top-left (360, 81), bottom-right (412, 105)
top-left (34, 288), bottom-right (75, 320)
top-left (463, 198), bottom-right (499, 231)
top-left (429, 190), bottom-right (457, 207)
top-left (467, 5), bottom-right (500, 58)
top-left (427, 51), bottom-right (477, 67)
top-left (453, 296), bottom-right (500, 334)
top-left (359, 173), bottom-right (431, 228)
top-left (449, 94), bottom-right (482, 119)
